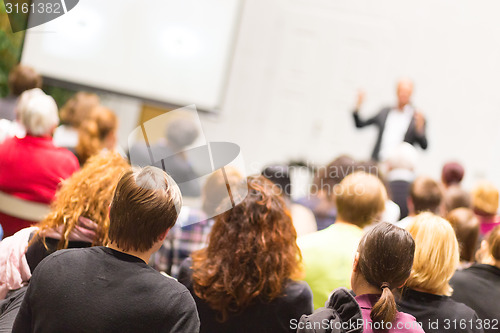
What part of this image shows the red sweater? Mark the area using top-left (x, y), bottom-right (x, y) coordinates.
top-left (0, 135), bottom-right (79, 237)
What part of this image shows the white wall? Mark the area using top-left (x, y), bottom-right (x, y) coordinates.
top-left (106, 0), bottom-right (500, 190)
top-left (196, 0), bottom-right (500, 189)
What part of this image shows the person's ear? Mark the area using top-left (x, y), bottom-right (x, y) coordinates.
top-left (407, 197), bottom-right (414, 214)
top-left (158, 228), bottom-right (171, 242)
top-left (352, 252), bottom-right (360, 272)
top-left (475, 240), bottom-right (490, 263)
top-left (50, 125), bottom-right (57, 138)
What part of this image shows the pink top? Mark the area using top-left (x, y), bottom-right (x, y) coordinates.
top-left (355, 294), bottom-right (425, 333)
top-left (476, 215), bottom-right (500, 236)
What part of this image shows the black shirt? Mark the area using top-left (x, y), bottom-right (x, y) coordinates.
top-left (178, 258), bottom-right (313, 333)
top-left (13, 247), bottom-right (200, 333)
top-left (397, 288), bottom-right (484, 333)
top-left (25, 235), bottom-right (92, 273)
top-left (450, 264), bottom-right (500, 333)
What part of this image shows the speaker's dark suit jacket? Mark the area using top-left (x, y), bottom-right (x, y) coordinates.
top-left (353, 107), bottom-right (428, 161)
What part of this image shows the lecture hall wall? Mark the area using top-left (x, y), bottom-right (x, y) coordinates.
top-left (105, 0), bottom-right (500, 190)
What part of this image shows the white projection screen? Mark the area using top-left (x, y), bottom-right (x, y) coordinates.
top-left (21, 0), bottom-right (243, 111)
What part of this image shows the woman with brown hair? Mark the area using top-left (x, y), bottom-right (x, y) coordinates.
top-left (352, 222), bottom-right (424, 332)
top-left (53, 92), bottom-right (100, 152)
top-left (178, 175), bottom-right (313, 333)
top-left (76, 106), bottom-right (118, 165)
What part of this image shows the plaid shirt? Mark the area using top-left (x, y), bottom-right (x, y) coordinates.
top-left (150, 208), bottom-right (213, 278)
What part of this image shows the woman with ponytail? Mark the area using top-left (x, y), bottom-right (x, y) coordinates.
top-left (351, 222), bottom-right (424, 332)
top-left (298, 222), bottom-right (424, 333)
top-left (75, 106), bottom-right (117, 165)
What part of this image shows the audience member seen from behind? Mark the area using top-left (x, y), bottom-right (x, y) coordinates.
top-left (262, 165), bottom-right (317, 236)
top-left (450, 226), bottom-right (500, 333)
top-left (356, 160), bottom-right (401, 224)
top-left (75, 105), bottom-right (118, 166)
top-left (299, 172), bottom-right (387, 309)
top-left (0, 152), bottom-right (128, 331)
top-left (446, 208), bottom-right (480, 269)
top-left (441, 161), bottom-right (465, 189)
top-left (443, 185), bottom-right (471, 215)
top-left (384, 143), bottom-right (418, 219)
top-left (178, 176), bottom-right (312, 333)
top-left (13, 166), bottom-right (200, 333)
top-left (0, 89), bottom-right (79, 238)
top-left (397, 212), bottom-right (483, 333)
top-left (471, 181), bottom-right (500, 237)
top-left (352, 223), bottom-right (424, 332)
top-left (150, 167), bottom-right (244, 278)
top-left (396, 176), bottom-right (442, 229)
top-left (300, 223), bottom-right (424, 333)
top-left (297, 155), bottom-right (357, 230)
top-left (0, 65), bottom-right (42, 121)
top-left (53, 92), bottom-right (100, 153)
top-left (129, 117), bottom-right (201, 197)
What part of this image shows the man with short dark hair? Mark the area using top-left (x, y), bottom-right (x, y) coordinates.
top-left (396, 175), bottom-right (443, 229)
top-left (13, 166), bottom-right (200, 333)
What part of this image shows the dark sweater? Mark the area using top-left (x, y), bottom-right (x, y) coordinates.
top-left (13, 247), bottom-right (200, 333)
top-left (450, 264), bottom-right (500, 333)
top-left (397, 288), bottom-right (484, 333)
top-left (25, 235), bottom-right (92, 273)
top-left (178, 258), bottom-right (313, 333)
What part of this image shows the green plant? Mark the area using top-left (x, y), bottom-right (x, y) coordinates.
top-left (0, 1), bottom-right (26, 97)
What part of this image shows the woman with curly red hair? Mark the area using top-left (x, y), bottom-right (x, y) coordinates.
top-left (178, 175), bottom-right (313, 332)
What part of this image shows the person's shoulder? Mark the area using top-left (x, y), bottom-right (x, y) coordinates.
top-left (442, 296), bottom-right (478, 318)
top-left (52, 145), bottom-right (79, 162)
top-left (394, 310), bottom-right (428, 333)
top-left (34, 247), bottom-right (95, 273)
top-left (297, 228), bottom-right (324, 250)
top-left (151, 271), bottom-right (197, 310)
top-left (396, 310), bottom-right (421, 326)
top-left (283, 280), bottom-right (313, 302)
top-left (144, 263), bottom-right (192, 294)
top-left (177, 257), bottom-right (194, 288)
top-left (451, 266), bottom-right (473, 284)
top-left (0, 135), bottom-right (17, 147)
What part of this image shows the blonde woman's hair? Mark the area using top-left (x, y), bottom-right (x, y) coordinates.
top-left (35, 152), bottom-right (130, 250)
top-left (405, 212), bottom-right (459, 295)
top-left (471, 181), bottom-right (499, 216)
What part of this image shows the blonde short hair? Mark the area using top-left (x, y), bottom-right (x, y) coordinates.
top-left (471, 181), bottom-right (499, 215)
top-left (406, 212), bottom-right (459, 296)
top-left (335, 171), bottom-right (387, 227)
top-left (17, 88), bottom-right (59, 136)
